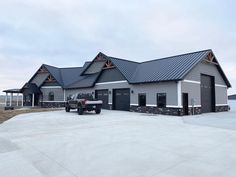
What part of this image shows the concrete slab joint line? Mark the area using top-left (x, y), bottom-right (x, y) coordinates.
top-left (149, 159), bottom-right (190, 177)
top-left (23, 142), bottom-right (79, 177)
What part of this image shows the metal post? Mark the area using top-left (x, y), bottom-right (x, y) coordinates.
top-left (32, 94), bottom-right (35, 107)
top-left (17, 93), bottom-right (19, 107)
top-left (64, 89), bottom-right (66, 101)
top-left (5, 93), bottom-right (8, 106)
top-left (10, 93), bottom-right (13, 106)
top-left (22, 94), bottom-right (24, 107)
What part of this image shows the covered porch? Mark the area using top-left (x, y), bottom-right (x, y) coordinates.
top-left (3, 89), bottom-right (23, 108)
top-left (21, 83), bottom-right (42, 107)
top-left (3, 83), bottom-right (42, 109)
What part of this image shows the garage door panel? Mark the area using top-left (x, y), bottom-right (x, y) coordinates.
top-left (201, 75), bottom-right (215, 113)
top-left (113, 88), bottom-right (130, 111)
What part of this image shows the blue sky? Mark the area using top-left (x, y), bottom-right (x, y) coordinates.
top-left (0, 0), bottom-right (235, 94)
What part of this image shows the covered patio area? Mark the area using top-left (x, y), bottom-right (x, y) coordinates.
top-left (3, 83), bottom-right (42, 109)
top-left (21, 83), bottom-right (42, 107)
top-left (2, 89), bottom-right (23, 108)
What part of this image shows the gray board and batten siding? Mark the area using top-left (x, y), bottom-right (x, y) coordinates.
top-left (182, 60), bottom-right (228, 106)
top-left (21, 49), bottom-right (231, 115)
top-left (65, 67), bottom-right (178, 107)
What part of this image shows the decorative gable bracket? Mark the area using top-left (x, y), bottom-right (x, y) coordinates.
top-left (45, 75), bottom-right (57, 83)
top-left (204, 52), bottom-right (218, 65)
top-left (103, 60), bottom-right (114, 69)
top-left (37, 66), bottom-right (49, 74)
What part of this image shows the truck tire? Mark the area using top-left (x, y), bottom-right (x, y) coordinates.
top-left (78, 106), bottom-right (84, 115)
top-left (65, 105), bottom-right (70, 112)
top-left (95, 107), bottom-right (101, 114)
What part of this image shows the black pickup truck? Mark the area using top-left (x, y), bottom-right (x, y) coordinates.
top-left (65, 93), bottom-right (103, 115)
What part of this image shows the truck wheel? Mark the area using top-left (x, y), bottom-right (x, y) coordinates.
top-left (95, 107), bottom-right (101, 114)
top-left (65, 106), bottom-right (70, 112)
top-left (78, 106), bottom-right (84, 115)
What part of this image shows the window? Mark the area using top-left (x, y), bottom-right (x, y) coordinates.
top-left (157, 93), bottom-right (166, 108)
top-left (48, 92), bottom-right (54, 101)
top-left (138, 93), bottom-right (146, 106)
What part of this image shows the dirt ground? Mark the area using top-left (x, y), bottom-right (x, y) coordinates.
top-left (0, 108), bottom-right (62, 124)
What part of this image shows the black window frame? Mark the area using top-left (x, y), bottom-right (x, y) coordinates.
top-left (48, 91), bottom-right (55, 101)
top-left (157, 93), bottom-right (166, 108)
top-left (138, 93), bottom-right (146, 107)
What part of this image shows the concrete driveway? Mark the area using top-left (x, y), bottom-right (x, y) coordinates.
top-left (0, 109), bottom-right (236, 177)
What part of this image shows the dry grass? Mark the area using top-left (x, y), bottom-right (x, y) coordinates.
top-left (0, 108), bottom-right (62, 124)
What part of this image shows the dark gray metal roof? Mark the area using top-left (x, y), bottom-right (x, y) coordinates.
top-left (60, 67), bottom-right (84, 87)
top-left (68, 49), bottom-right (231, 88)
top-left (64, 73), bottom-right (100, 89)
top-left (108, 57), bottom-right (139, 82)
top-left (26, 49), bottom-right (231, 89)
top-left (106, 49), bottom-right (230, 87)
top-left (129, 50), bottom-right (210, 83)
top-left (41, 62), bottom-right (97, 89)
top-left (43, 64), bottom-right (64, 86)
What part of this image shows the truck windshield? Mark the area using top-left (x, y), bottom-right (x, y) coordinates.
top-left (77, 93), bottom-right (94, 100)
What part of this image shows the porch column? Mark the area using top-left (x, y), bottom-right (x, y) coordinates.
top-left (22, 94), bottom-right (24, 107)
top-left (177, 81), bottom-right (182, 107)
top-left (16, 93), bottom-right (19, 107)
top-left (63, 89), bottom-right (66, 101)
top-left (5, 93), bottom-right (8, 106)
top-left (10, 93), bottom-right (13, 106)
top-left (32, 94), bottom-right (35, 107)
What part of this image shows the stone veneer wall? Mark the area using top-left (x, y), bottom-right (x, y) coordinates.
top-left (41, 102), bottom-right (65, 108)
top-left (188, 107), bottom-right (201, 115)
top-left (130, 106), bottom-right (183, 116)
top-left (215, 105), bottom-right (229, 112)
top-left (130, 105), bottom-right (228, 116)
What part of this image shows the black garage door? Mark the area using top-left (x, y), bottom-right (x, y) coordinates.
top-left (201, 75), bottom-right (215, 113)
top-left (95, 89), bottom-right (109, 109)
top-left (113, 88), bottom-right (130, 111)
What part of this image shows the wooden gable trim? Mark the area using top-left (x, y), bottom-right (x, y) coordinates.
top-left (95, 53), bottom-right (107, 61)
top-left (81, 52), bottom-right (107, 75)
top-left (103, 60), bottom-right (115, 70)
top-left (27, 65), bottom-right (49, 85)
top-left (37, 66), bottom-right (49, 74)
top-left (204, 52), bottom-right (218, 65)
top-left (45, 74), bottom-right (57, 83)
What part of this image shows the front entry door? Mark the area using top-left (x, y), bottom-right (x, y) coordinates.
top-left (182, 93), bottom-right (189, 115)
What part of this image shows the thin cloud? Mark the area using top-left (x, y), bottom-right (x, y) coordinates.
top-left (0, 0), bottom-right (235, 94)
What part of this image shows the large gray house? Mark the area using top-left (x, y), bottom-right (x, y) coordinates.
top-left (19, 49), bottom-right (231, 115)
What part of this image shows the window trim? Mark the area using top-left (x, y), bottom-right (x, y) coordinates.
top-left (138, 93), bottom-right (146, 107)
top-left (48, 91), bottom-right (55, 101)
top-left (157, 93), bottom-right (166, 108)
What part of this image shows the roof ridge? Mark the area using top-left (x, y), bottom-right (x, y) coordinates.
top-left (108, 56), bottom-right (140, 64)
top-left (43, 64), bottom-right (59, 69)
top-left (59, 66), bottom-right (82, 69)
top-left (141, 49), bottom-right (212, 64)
